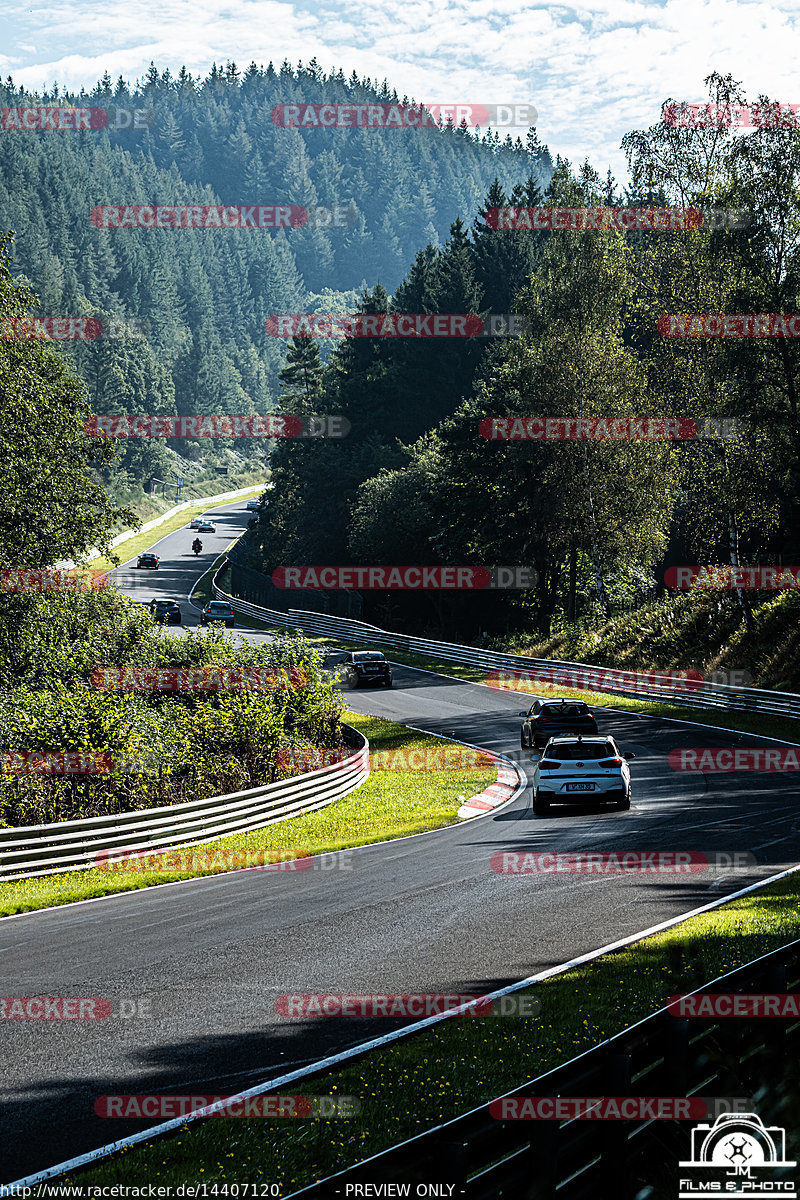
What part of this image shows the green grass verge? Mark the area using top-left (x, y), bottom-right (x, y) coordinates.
top-left (66, 869), bottom-right (800, 1189)
top-left (0, 712), bottom-right (496, 918)
top-left (87, 486), bottom-right (266, 573)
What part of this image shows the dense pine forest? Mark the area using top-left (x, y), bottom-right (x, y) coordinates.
top-left (0, 61), bottom-right (552, 507)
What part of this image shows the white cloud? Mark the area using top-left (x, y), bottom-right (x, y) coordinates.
top-left (1, 0), bottom-right (800, 181)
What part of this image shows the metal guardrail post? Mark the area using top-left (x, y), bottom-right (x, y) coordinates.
top-left (599, 1052), bottom-right (632, 1195)
top-left (663, 1015), bottom-right (690, 1095)
top-left (437, 1139), bottom-right (468, 1192)
top-left (0, 729), bottom-right (369, 881)
top-left (526, 1121), bottom-right (559, 1200)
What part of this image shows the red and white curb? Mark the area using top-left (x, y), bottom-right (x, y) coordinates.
top-left (458, 758), bottom-right (522, 818)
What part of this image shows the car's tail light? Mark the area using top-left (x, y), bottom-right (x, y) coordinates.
top-left (539, 759), bottom-right (561, 770)
top-left (599, 757), bottom-right (623, 767)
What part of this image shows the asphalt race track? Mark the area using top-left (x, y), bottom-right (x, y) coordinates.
top-left (3, 499), bottom-right (799, 1181)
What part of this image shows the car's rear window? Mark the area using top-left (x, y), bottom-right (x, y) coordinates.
top-left (543, 703), bottom-right (588, 717)
top-left (548, 744), bottom-right (614, 760)
top-left (353, 653), bottom-right (384, 661)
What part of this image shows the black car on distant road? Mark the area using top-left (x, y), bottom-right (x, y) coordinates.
top-left (149, 598), bottom-right (182, 625)
top-left (137, 553), bottom-right (159, 569)
top-left (342, 651), bottom-right (393, 688)
top-left (520, 697), bottom-right (598, 751)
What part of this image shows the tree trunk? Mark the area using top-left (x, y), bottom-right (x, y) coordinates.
top-left (583, 443), bottom-right (612, 620)
top-left (728, 511), bottom-right (753, 630)
top-left (578, 361), bottom-right (611, 622)
top-left (567, 539), bottom-right (577, 622)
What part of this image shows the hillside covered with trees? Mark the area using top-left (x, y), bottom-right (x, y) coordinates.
top-left (245, 73), bottom-right (800, 646)
top-left (0, 61), bottom-right (551, 509)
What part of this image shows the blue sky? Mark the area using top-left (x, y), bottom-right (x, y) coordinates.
top-left (1, 0), bottom-right (798, 183)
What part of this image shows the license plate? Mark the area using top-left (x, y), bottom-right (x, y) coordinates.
top-left (565, 782), bottom-right (594, 792)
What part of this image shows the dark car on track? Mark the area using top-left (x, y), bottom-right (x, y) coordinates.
top-left (136, 553), bottom-right (159, 569)
top-left (201, 600), bottom-right (235, 628)
top-left (342, 651), bottom-right (392, 688)
top-left (149, 598), bottom-right (182, 625)
top-left (520, 697), bottom-right (598, 751)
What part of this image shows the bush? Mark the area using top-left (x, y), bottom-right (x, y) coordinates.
top-left (0, 590), bottom-right (344, 826)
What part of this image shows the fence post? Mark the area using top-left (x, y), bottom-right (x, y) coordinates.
top-left (599, 1052), bottom-right (632, 1194)
top-left (663, 1015), bottom-right (690, 1095)
top-left (525, 1120), bottom-right (559, 1200)
top-left (438, 1138), bottom-right (468, 1193)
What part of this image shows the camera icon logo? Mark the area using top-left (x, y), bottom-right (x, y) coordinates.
top-left (680, 1112), bottom-right (795, 1170)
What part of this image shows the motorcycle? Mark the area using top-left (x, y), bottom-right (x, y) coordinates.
top-left (192, 539), bottom-right (203, 556)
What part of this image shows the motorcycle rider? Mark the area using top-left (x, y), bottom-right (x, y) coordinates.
top-left (192, 538), bottom-right (202, 554)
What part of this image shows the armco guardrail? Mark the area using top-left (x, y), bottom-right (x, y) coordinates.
top-left (0, 727), bottom-right (368, 882)
top-left (212, 566), bottom-right (800, 722)
top-left (286, 941), bottom-right (800, 1199)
